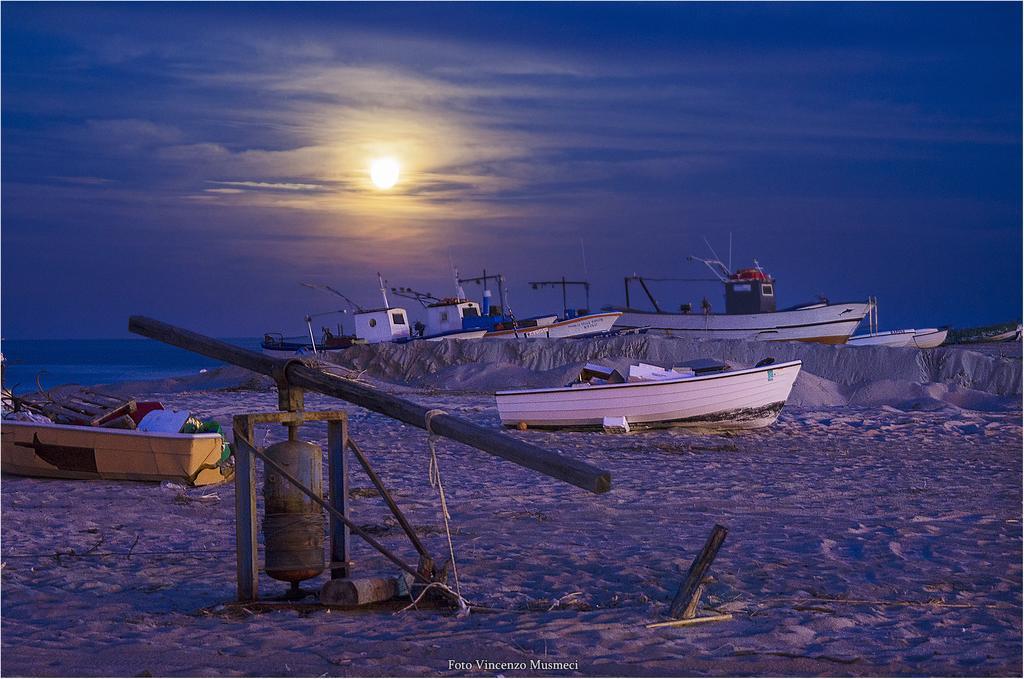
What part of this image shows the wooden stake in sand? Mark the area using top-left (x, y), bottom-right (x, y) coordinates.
top-left (669, 524), bottom-right (728, 619)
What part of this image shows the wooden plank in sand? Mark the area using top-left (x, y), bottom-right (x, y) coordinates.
top-left (669, 524), bottom-right (728, 619)
top-left (128, 315), bottom-right (611, 494)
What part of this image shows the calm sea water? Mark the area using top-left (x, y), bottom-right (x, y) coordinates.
top-left (1, 338), bottom-right (262, 394)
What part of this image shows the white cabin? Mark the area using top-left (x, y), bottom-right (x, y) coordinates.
top-left (425, 300), bottom-right (482, 335)
top-left (354, 307), bottom-right (411, 343)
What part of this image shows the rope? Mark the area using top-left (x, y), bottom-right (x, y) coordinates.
top-left (396, 581), bottom-right (470, 617)
top-left (423, 409), bottom-right (464, 605)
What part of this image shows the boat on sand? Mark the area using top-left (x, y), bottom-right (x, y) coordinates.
top-left (496, 358), bottom-right (802, 432)
top-left (848, 327), bottom-right (948, 349)
top-left (1, 420), bottom-right (231, 486)
top-left (612, 256), bottom-right (869, 344)
top-left (847, 299), bottom-right (948, 348)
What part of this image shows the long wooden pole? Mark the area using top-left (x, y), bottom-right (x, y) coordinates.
top-left (128, 316), bottom-right (611, 494)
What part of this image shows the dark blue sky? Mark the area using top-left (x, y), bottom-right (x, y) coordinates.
top-left (3, 2), bottom-right (1020, 339)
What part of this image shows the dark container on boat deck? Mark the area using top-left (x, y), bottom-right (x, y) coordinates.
top-left (724, 269), bottom-right (777, 314)
top-left (262, 440), bottom-right (325, 583)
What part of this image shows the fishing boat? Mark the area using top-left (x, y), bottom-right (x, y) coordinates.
top-left (1, 420), bottom-right (230, 486)
top-left (265, 276), bottom-right (485, 357)
top-left (453, 269), bottom-right (622, 339)
top-left (261, 328), bottom-right (363, 358)
top-left (611, 253), bottom-right (870, 344)
top-left (496, 358), bottom-right (802, 431)
top-left (348, 275), bottom-right (488, 342)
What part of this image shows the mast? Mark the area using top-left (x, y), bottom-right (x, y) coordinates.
top-left (377, 272), bottom-right (390, 309)
top-left (457, 270), bottom-right (508, 317)
top-left (448, 251), bottom-right (466, 300)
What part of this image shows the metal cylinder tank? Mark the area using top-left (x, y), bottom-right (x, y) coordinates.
top-left (262, 440), bottom-right (325, 584)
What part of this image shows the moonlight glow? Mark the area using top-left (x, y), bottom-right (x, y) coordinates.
top-left (370, 158), bottom-right (400, 189)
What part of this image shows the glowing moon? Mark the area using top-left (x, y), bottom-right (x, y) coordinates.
top-left (370, 158), bottom-right (400, 189)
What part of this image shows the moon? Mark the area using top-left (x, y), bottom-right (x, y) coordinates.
top-left (370, 158), bottom-right (400, 189)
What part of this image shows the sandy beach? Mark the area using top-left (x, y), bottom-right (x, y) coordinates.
top-left (2, 339), bottom-right (1021, 677)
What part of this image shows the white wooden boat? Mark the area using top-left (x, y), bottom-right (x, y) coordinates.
top-left (987, 324), bottom-right (1022, 342)
top-left (848, 299), bottom-right (948, 348)
top-left (1, 420), bottom-right (230, 485)
top-left (847, 328), bottom-right (947, 349)
top-left (847, 329), bottom-right (917, 348)
top-left (910, 328), bottom-right (948, 349)
top-left (496, 359), bottom-right (802, 431)
top-left (484, 311), bottom-right (622, 339)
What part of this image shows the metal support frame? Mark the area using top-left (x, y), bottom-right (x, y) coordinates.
top-left (231, 408), bottom-right (441, 603)
top-left (232, 409), bottom-right (349, 602)
top-left (528, 277), bottom-right (591, 316)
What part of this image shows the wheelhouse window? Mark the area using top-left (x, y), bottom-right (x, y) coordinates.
top-left (392, 312), bottom-right (406, 325)
top-left (761, 284), bottom-right (774, 296)
top-left (440, 311), bottom-right (449, 322)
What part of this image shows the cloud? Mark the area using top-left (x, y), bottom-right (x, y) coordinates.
top-left (209, 180), bottom-right (324, 191)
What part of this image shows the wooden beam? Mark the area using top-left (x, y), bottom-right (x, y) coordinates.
top-left (669, 524), bottom-right (728, 619)
top-left (128, 316), bottom-right (611, 494)
top-left (232, 416), bottom-right (259, 602)
top-left (327, 420), bottom-right (350, 579)
top-left (348, 436), bottom-right (432, 562)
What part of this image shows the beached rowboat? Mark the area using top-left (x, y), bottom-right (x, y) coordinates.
top-left (484, 312), bottom-right (622, 339)
top-left (847, 327), bottom-right (948, 349)
top-left (496, 359), bottom-right (802, 431)
top-left (1, 421), bottom-right (230, 486)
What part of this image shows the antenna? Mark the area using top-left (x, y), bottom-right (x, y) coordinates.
top-left (580, 238), bottom-right (589, 277)
top-left (703, 236), bottom-right (725, 267)
top-left (686, 255), bottom-right (731, 282)
top-left (300, 282), bottom-right (364, 313)
top-left (376, 272), bottom-right (390, 308)
top-left (448, 249), bottom-right (465, 299)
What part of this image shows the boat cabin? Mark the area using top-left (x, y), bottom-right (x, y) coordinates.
top-left (425, 299), bottom-right (482, 335)
top-left (354, 307), bottom-right (412, 343)
top-left (725, 268), bottom-right (776, 314)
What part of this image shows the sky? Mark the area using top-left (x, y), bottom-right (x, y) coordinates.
top-left (2, 2), bottom-right (1021, 339)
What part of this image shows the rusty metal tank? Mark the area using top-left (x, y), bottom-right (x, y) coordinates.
top-left (262, 439), bottom-right (324, 584)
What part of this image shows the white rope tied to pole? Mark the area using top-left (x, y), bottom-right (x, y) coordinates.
top-left (423, 408), bottom-right (463, 603)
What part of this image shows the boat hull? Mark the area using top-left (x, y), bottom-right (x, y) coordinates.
top-left (613, 303), bottom-right (870, 343)
top-left (848, 330), bottom-right (917, 348)
top-left (485, 312), bottom-right (622, 339)
top-left (496, 360), bottom-right (801, 431)
top-left (1, 421), bottom-right (230, 486)
top-left (409, 329), bottom-right (489, 342)
top-left (911, 328), bottom-right (948, 349)
top-left (848, 327), bottom-right (948, 349)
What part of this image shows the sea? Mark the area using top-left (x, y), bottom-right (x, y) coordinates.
top-left (1, 338), bottom-right (263, 394)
